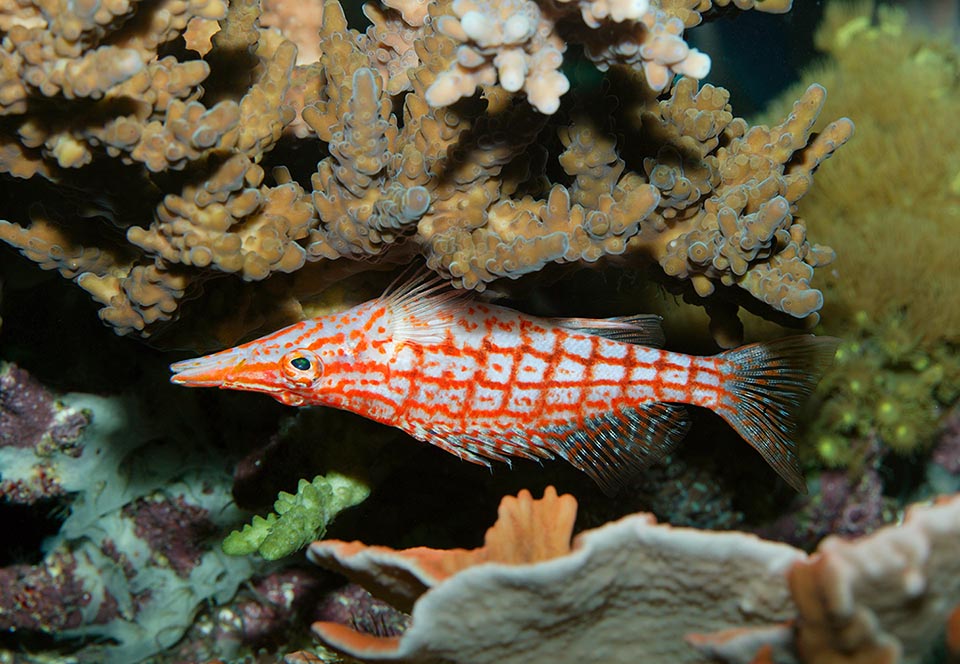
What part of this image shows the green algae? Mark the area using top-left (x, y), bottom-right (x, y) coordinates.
top-left (223, 472), bottom-right (370, 560)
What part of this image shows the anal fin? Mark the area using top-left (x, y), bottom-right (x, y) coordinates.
top-left (417, 425), bottom-right (555, 466)
top-left (553, 402), bottom-right (691, 495)
top-left (412, 401), bottom-right (690, 495)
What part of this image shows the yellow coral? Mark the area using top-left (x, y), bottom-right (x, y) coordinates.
top-left (759, 1), bottom-right (960, 344)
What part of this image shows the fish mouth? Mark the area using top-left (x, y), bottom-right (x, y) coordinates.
top-left (170, 350), bottom-right (281, 394)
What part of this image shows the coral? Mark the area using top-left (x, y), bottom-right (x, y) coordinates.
top-left (637, 80), bottom-right (850, 333)
top-left (0, 0), bottom-right (311, 337)
top-left (757, 440), bottom-right (895, 550)
top-left (164, 567), bottom-right (332, 660)
top-left (305, 487), bottom-right (803, 662)
top-left (314, 583), bottom-right (411, 639)
top-left (802, 313), bottom-right (960, 469)
top-left (0, 0), bottom-right (846, 348)
top-left (0, 362), bottom-right (90, 503)
top-left (424, 0), bottom-right (783, 114)
top-left (0, 372), bottom-right (263, 661)
top-left (223, 471), bottom-right (371, 560)
top-left (758, 1), bottom-right (960, 346)
top-left (787, 494), bottom-right (960, 664)
top-left (746, 0), bottom-right (960, 471)
top-left (301, 487), bottom-right (960, 664)
top-left (0, 551), bottom-right (99, 633)
top-left (932, 406), bottom-right (960, 476)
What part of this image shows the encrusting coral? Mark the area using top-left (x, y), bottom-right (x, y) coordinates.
top-left (302, 487), bottom-right (960, 664)
top-left (0, 362), bottom-right (263, 662)
top-left (0, 0), bottom-right (848, 347)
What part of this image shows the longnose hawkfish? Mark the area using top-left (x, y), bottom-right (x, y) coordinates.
top-left (170, 273), bottom-right (838, 493)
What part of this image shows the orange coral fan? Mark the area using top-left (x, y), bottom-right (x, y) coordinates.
top-left (309, 487), bottom-right (577, 614)
top-left (306, 487), bottom-right (804, 663)
top-left (303, 488), bottom-right (960, 664)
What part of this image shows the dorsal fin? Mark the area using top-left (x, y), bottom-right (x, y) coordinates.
top-left (380, 268), bottom-right (470, 345)
top-left (551, 314), bottom-right (665, 348)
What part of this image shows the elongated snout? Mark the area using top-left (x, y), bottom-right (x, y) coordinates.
top-left (170, 346), bottom-right (283, 395)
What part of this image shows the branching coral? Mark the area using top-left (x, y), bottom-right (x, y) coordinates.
top-left (0, 0), bottom-right (846, 348)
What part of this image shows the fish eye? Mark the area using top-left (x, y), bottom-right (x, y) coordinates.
top-left (280, 349), bottom-right (323, 387)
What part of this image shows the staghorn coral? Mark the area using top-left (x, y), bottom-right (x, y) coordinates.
top-left (0, 0), bottom-right (312, 337)
top-left (424, 0), bottom-right (782, 115)
top-left (0, 0), bottom-right (847, 352)
top-left (301, 487), bottom-right (960, 664)
top-left (634, 78), bottom-right (850, 334)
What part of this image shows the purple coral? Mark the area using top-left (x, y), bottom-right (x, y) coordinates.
top-left (0, 551), bottom-right (118, 633)
top-left (123, 495), bottom-right (218, 578)
top-left (0, 362), bottom-right (89, 503)
top-left (757, 464), bottom-right (888, 550)
top-left (932, 407), bottom-right (960, 475)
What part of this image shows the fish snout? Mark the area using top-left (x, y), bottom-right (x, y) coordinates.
top-left (170, 349), bottom-right (278, 394)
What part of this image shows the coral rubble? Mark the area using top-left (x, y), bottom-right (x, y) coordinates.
top-left (0, 0), bottom-right (848, 347)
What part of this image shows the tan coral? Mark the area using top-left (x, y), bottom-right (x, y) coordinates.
top-left (0, 205), bottom-right (130, 279)
top-left (383, 0), bottom-right (431, 26)
top-left (261, 0), bottom-right (326, 63)
top-left (788, 494), bottom-right (960, 664)
top-left (425, 0), bottom-right (740, 113)
top-left (77, 263), bottom-right (192, 335)
top-left (305, 486), bottom-right (804, 663)
top-left (359, 2), bottom-right (425, 95)
top-left (428, 0), bottom-right (569, 114)
top-left (128, 154), bottom-right (313, 281)
top-left (634, 81), bottom-right (851, 329)
top-left (0, 0), bottom-right (846, 344)
top-left (303, 488), bottom-right (960, 664)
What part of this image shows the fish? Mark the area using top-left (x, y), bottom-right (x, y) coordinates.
top-left (170, 273), bottom-right (838, 493)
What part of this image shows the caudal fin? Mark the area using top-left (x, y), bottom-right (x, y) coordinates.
top-left (716, 335), bottom-right (839, 493)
